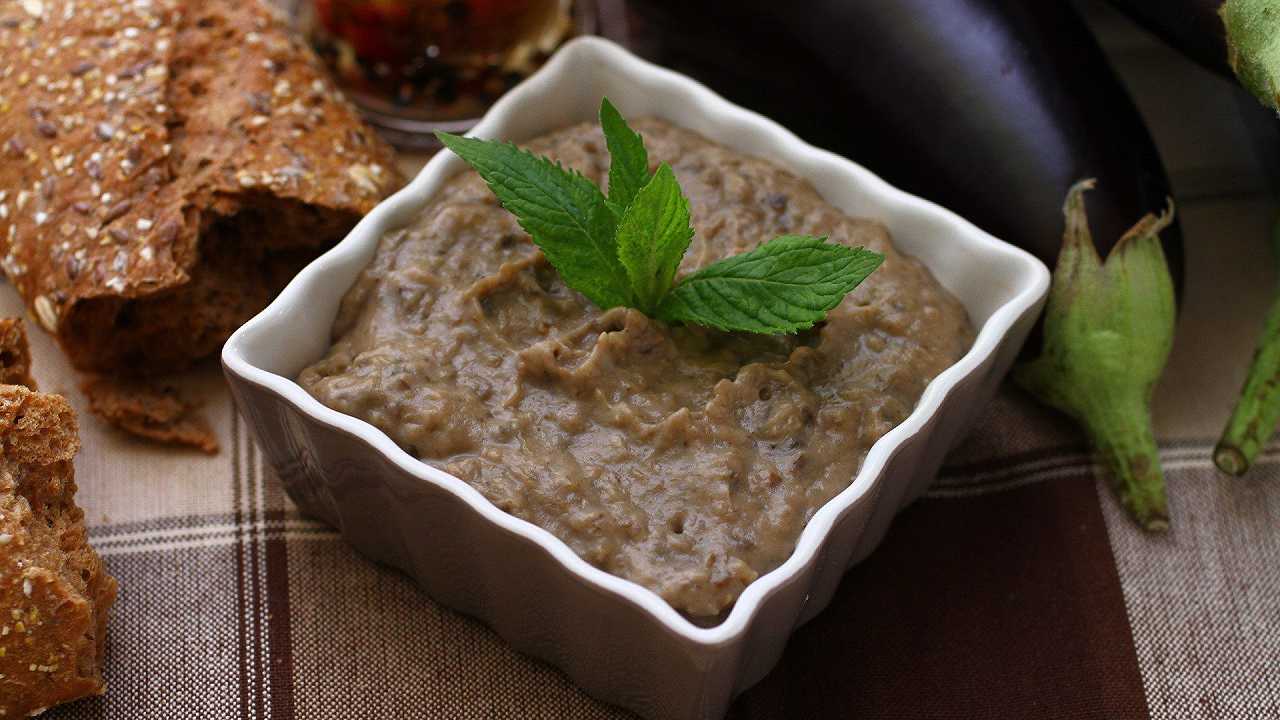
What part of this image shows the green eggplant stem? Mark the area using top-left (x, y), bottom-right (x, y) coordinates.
top-left (1086, 393), bottom-right (1170, 531)
top-left (1214, 218), bottom-right (1280, 475)
top-left (1015, 179), bottom-right (1176, 532)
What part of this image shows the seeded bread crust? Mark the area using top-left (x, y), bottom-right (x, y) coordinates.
top-left (0, 320), bottom-right (116, 715)
top-left (0, 0), bottom-right (401, 374)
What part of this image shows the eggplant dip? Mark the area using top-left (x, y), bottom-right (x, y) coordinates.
top-left (298, 118), bottom-right (974, 618)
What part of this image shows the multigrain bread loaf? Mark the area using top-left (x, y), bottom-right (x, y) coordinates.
top-left (0, 0), bottom-right (401, 374)
top-left (0, 320), bottom-right (116, 715)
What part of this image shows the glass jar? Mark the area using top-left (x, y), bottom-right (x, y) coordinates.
top-left (300, 0), bottom-right (589, 149)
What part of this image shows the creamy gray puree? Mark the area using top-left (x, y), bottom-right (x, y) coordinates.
top-left (299, 119), bottom-right (974, 618)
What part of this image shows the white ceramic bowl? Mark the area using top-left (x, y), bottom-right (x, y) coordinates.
top-left (223, 36), bottom-right (1049, 720)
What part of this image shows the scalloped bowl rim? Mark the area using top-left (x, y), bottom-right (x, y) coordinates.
top-left (223, 36), bottom-right (1049, 648)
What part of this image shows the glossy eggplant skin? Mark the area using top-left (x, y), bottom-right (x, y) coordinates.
top-left (1105, 0), bottom-right (1230, 76)
top-left (622, 0), bottom-right (1184, 300)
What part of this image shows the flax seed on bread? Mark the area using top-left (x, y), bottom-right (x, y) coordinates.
top-left (0, 320), bottom-right (116, 716)
top-left (0, 0), bottom-right (401, 375)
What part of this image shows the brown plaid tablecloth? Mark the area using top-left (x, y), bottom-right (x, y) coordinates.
top-left (23, 3), bottom-right (1280, 718)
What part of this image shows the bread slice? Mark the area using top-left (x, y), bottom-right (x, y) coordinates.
top-left (0, 323), bottom-right (115, 715)
top-left (0, 0), bottom-right (401, 374)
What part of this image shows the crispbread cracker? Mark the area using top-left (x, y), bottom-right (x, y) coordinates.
top-left (0, 0), bottom-right (401, 374)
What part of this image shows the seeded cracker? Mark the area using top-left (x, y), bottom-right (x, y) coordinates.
top-left (0, 319), bottom-right (116, 715)
top-left (81, 375), bottom-right (218, 453)
top-left (0, 0), bottom-right (401, 375)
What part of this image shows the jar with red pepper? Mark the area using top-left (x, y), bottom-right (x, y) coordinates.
top-left (303, 0), bottom-right (585, 148)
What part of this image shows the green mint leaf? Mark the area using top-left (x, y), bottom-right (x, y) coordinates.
top-left (439, 103), bottom-right (884, 336)
top-left (656, 235), bottom-right (884, 334)
top-left (599, 98), bottom-right (651, 218)
top-left (616, 163), bottom-right (695, 313)
top-left (436, 131), bottom-right (630, 309)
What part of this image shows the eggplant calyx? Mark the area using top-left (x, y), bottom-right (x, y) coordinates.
top-left (1014, 179), bottom-right (1176, 532)
top-left (1221, 0), bottom-right (1280, 113)
top-left (1215, 216), bottom-right (1280, 475)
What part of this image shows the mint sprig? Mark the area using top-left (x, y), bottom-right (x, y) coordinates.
top-left (436, 99), bottom-right (883, 334)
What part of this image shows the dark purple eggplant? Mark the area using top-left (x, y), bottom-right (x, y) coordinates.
top-left (620, 0), bottom-right (1185, 299)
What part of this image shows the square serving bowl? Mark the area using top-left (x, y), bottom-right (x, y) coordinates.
top-left (223, 36), bottom-right (1049, 720)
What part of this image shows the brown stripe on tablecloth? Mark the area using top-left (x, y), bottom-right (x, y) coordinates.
top-left (939, 443), bottom-right (1090, 479)
top-left (932, 441), bottom-right (1280, 501)
top-left (729, 472), bottom-right (1149, 720)
top-left (260, 442), bottom-right (299, 720)
top-left (248, 427), bottom-right (269, 720)
top-left (937, 437), bottom-right (1222, 483)
top-left (88, 512), bottom-right (242, 538)
top-left (233, 410), bottom-right (255, 720)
